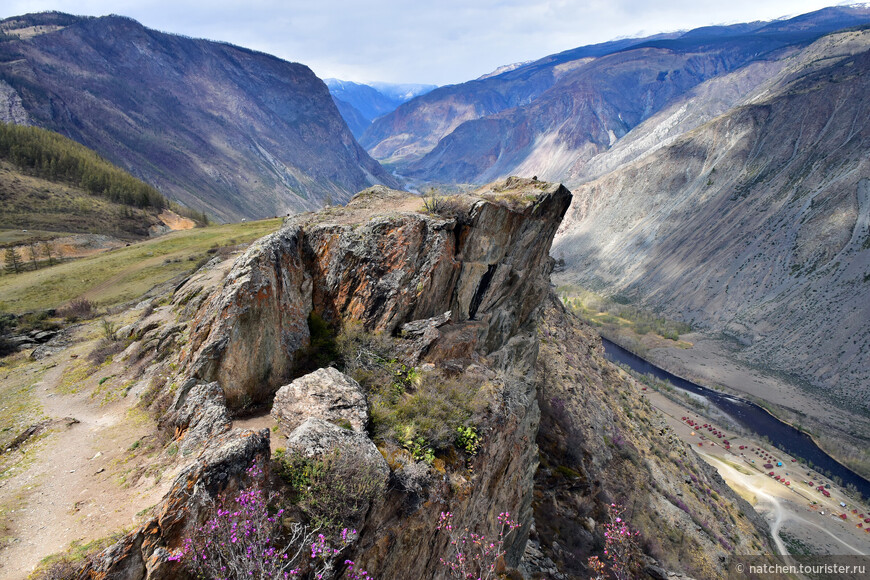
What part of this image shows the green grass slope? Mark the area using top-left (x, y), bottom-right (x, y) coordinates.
top-left (0, 218), bottom-right (282, 313)
top-left (0, 160), bottom-right (163, 239)
top-left (0, 122), bottom-right (206, 238)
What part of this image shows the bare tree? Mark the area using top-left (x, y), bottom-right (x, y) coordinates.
top-left (41, 240), bottom-right (56, 266)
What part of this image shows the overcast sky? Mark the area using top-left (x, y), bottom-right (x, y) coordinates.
top-left (0, 1), bottom-right (858, 85)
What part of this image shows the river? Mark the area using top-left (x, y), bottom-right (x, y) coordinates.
top-left (601, 337), bottom-right (870, 500)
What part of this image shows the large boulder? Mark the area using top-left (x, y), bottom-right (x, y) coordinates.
top-left (284, 417), bottom-right (388, 483)
top-left (272, 367), bottom-right (369, 433)
top-left (182, 225), bottom-right (313, 409)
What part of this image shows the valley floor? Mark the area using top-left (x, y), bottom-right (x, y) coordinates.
top-left (648, 333), bottom-right (870, 442)
top-left (642, 380), bottom-right (870, 558)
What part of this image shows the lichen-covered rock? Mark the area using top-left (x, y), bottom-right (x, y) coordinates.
top-left (272, 367), bottom-right (369, 433)
top-left (162, 380), bottom-right (232, 454)
top-left (284, 417), bottom-right (388, 480)
top-left (182, 225), bottom-right (313, 408)
top-left (181, 178), bottom-right (570, 411)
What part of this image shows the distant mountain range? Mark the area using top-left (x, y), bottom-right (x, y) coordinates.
top-left (362, 5), bottom-right (870, 186)
top-left (355, 5), bottom-right (870, 413)
top-left (2, 5), bottom-right (869, 416)
top-left (0, 12), bottom-right (397, 222)
top-left (324, 79), bottom-right (436, 138)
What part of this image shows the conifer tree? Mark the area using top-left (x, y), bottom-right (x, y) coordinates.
top-left (4, 247), bottom-right (23, 274)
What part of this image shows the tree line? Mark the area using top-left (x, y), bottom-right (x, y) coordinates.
top-left (0, 121), bottom-right (168, 209)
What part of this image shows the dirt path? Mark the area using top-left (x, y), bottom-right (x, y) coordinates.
top-left (707, 455), bottom-right (788, 555)
top-left (0, 326), bottom-right (175, 579)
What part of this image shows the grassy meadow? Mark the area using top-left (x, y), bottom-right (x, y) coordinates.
top-left (0, 218), bottom-right (282, 314)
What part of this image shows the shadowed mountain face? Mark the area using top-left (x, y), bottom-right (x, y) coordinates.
top-left (553, 28), bottom-right (870, 415)
top-left (363, 5), bottom-right (870, 185)
top-left (0, 13), bottom-right (398, 222)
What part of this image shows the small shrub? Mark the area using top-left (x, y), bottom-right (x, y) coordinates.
top-left (422, 194), bottom-right (442, 214)
top-left (58, 298), bottom-right (94, 322)
top-left (437, 510), bottom-right (520, 580)
top-left (100, 319), bottom-right (117, 341)
top-left (87, 338), bottom-right (126, 365)
top-left (403, 436), bottom-right (435, 465)
top-left (304, 311), bottom-right (339, 369)
top-left (0, 336), bottom-right (15, 357)
top-left (456, 425), bottom-right (480, 456)
top-left (139, 301), bottom-right (155, 319)
top-left (274, 447), bottom-right (386, 532)
top-left (336, 320), bottom-right (392, 376)
top-left (588, 503), bottom-right (643, 580)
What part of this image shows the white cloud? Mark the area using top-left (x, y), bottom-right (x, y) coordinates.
top-left (0, 1), bottom-right (853, 84)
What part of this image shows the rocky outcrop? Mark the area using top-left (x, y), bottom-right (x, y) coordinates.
top-left (272, 368), bottom-right (369, 433)
top-left (181, 177), bottom-right (571, 410)
top-left (0, 79), bottom-right (30, 125)
top-left (86, 177), bottom-right (568, 579)
top-left (396, 310), bottom-right (451, 362)
top-left (184, 226), bottom-right (312, 408)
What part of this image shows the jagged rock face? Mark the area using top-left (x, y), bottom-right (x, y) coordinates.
top-left (158, 178), bottom-right (568, 579)
top-left (272, 368), bottom-right (369, 433)
top-left (181, 177), bottom-right (571, 410)
top-left (183, 226), bottom-right (313, 408)
top-left (351, 343), bottom-right (542, 578)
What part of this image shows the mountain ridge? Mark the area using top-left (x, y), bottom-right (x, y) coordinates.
top-left (553, 27), bottom-right (870, 419)
top-left (362, 5), bottom-right (870, 185)
top-left (0, 12), bottom-right (398, 222)
top-left (324, 78), bottom-right (436, 138)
